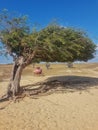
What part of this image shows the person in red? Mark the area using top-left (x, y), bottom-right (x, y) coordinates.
top-left (33, 67), bottom-right (42, 75)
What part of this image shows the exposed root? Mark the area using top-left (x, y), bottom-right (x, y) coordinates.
top-left (1, 78), bottom-right (97, 103)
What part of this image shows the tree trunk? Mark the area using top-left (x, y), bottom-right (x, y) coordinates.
top-left (6, 53), bottom-right (36, 99)
top-left (7, 57), bottom-right (24, 98)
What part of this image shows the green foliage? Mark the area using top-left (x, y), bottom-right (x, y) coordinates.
top-left (0, 10), bottom-right (96, 65)
top-left (37, 24), bottom-right (96, 62)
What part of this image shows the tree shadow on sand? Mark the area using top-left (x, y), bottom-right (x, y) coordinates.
top-left (22, 75), bottom-right (98, 97)
top-left (0, 75), bottom-right (98, 105)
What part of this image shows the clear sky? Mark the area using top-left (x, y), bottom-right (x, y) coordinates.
top-left (0, 0), bottom-right (98, 63)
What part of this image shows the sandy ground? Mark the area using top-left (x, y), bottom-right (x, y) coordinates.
top-left (0, 63), bottom-right (98, 130)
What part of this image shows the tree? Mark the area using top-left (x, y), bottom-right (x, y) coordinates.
top-left (0, 10), bottom-right (96, 98)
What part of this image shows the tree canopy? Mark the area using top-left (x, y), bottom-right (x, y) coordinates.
top-left (37, 25), bottom-right (96, 62)
top-left (0, 10), bottom-right (96, 64)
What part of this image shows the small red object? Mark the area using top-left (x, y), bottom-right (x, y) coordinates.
top-left (34, 67), bottom-right (42, 74)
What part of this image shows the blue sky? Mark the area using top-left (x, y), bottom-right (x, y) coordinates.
top-left (0, 0), bottom-right (98, 63)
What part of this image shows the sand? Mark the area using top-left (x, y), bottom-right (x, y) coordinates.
top-left (0, 63), bottom-right (98, 130)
